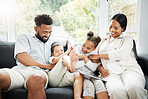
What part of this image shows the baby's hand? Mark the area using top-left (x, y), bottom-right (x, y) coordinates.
top-left (66, 45), bottom-right (74, 54)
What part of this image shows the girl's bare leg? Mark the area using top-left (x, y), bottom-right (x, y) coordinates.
top-left (73, 73), bottom-right (83, 99)
top-left (83, 96), bottom-right (94, 99)
top-left (96, 91), bottom-right (109, 99)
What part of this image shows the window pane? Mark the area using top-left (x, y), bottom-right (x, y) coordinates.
top-left (108, 0), bottom-right (138, 40)
top-left (109, 0), bottom-right (137, 26)
top-left (0, 16), bottom-right (5, 27)
top-left (124, 32), bottom-right (137, 41)
top-left (15, 0), bottom-right (100, 43)
top-left (0, 0), bottom-right (9, 41)
top-left (0, 32), bottom-right (8, 41)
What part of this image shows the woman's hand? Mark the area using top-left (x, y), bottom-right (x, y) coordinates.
top-left (100, 69), bottom-right (109, 78)
top-left (97, 65), bottom-right (109, 78)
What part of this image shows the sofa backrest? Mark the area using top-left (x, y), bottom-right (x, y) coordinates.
top-left (0, 39), bottom-right (139, 69)
top-left (0, 37), bottom-right (68, 69)
top-left (132, 39), bottom-right (138, 59)
top-left (0, 41), bottom-right (17, 68)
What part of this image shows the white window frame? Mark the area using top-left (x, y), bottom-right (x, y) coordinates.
top-left (0, 0), bottom-right (15, 42)
top-left (99, 0), bottom-right (109, 38)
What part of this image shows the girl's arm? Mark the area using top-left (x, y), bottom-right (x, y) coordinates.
top-left (78, 54), bottom-right (89, 64)
top-left (79, 54), bottom-right (99, 72)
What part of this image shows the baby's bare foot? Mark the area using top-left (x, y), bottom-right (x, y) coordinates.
top-left (62, 57), bottom-right (70, 71)
top-left (69, 50), bottom-right (78, 72)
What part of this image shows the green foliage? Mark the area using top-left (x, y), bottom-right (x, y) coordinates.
top-left (15, 0), bottom-right (70, 35)
top-left (73, 29), bottom-right (89, 43)
top-left (15, 0), bottom-right (99, 43)
top-left (15, 0), bottom-right (41, 35)
top-left (58, 0), bottom-right (98, 43)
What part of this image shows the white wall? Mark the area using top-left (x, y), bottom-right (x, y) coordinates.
top-left (137, 0), bottom-right (148, 54)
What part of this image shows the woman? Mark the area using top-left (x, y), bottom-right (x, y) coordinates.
top-left (89, 13), bottom-right (147, 99)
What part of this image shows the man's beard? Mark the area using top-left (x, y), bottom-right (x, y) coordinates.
top-left (36, 31), bottom-right (50, 43)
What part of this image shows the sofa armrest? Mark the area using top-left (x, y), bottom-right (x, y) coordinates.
top-left (137, 53), bottom-right (148, 76)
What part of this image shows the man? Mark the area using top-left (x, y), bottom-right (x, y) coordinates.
top-left (0, 14), bottom-right (69, 99)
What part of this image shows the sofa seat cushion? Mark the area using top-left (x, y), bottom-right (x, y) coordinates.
top-left (2, 87), bottom-right (73, 99)
top-left (46, 87), bottom-right (73, 99)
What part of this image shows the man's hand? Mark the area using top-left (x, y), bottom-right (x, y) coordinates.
top-left (43, 64), bottom-right (55, 70)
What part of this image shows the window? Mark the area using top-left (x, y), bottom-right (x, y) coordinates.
top-left (108, 0), bottom-right (138, 41)
top-left (0, 0), bottom-right (138, 43)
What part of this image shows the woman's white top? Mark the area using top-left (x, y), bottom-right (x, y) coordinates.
top-left (98, 34), bottom-right (144, 75)
top-left (101, 38), bottom-right (125, 74)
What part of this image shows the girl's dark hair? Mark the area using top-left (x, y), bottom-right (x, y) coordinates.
top-left (87, 31), bottom-right (101, 48)
top-left (51, 42), bottom-right (63, 54)
top-left (111, 13), bottom-right (127, 32)
top-left (34, 14), bottom-right (53, 27)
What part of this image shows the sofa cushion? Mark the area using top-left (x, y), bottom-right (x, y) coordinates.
top-left (46, 87), bottom-right (73, 99)
top-left (2, 89), bottom-right (27, 99)
top-left (2, 87), bottom-right (73, 99)
top-left (0, 41), bottom-right (16, 68)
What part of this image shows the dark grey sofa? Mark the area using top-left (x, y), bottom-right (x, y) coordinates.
top-left (0, 40), bottom-right (148, 99)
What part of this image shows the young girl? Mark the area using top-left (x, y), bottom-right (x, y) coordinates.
top-left (70, 31), bottom-right (109, 99)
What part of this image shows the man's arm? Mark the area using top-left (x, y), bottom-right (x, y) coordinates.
top-left (17, 52), bottom-right (54, 70)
